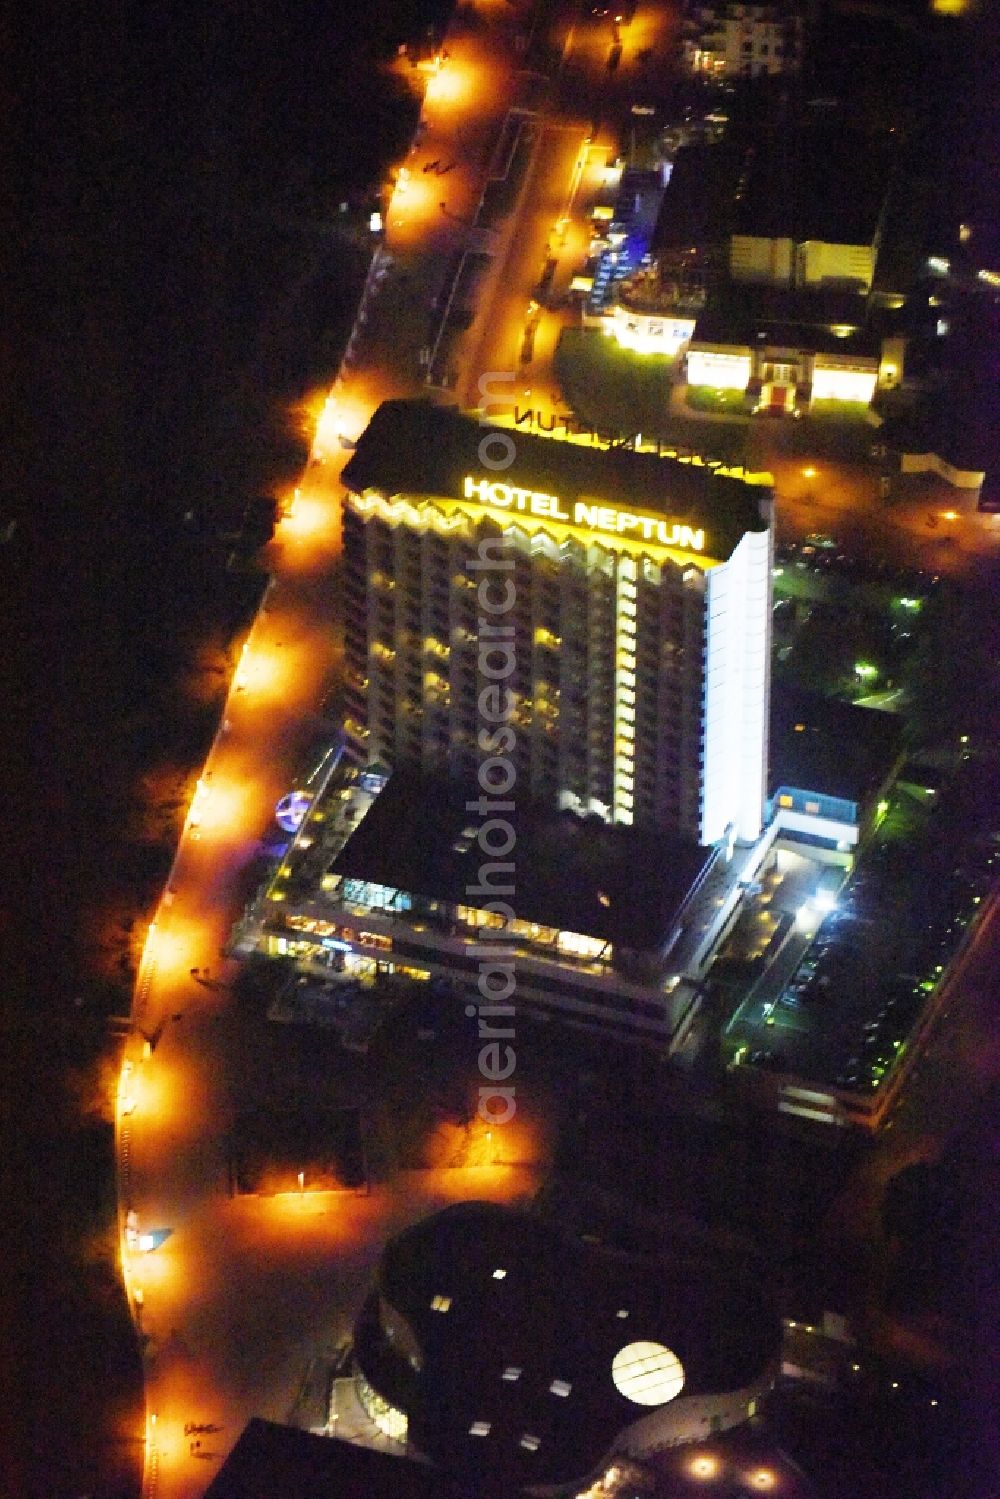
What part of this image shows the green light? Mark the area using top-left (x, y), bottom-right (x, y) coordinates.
top-left (854, 662), bottom-right (879, 681)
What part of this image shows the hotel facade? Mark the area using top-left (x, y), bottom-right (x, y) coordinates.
top-left (340, 400), bottom-right (773, 847)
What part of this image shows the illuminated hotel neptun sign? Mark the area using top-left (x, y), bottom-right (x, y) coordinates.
top-left (462, 475), bottom-right (707, 553)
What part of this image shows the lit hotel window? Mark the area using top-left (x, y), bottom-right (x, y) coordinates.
top-left (469, 1421), bottom-right (491, 1437)
top-left (430, 1295), bottom-right (452, 1312)
top-left (492, 1268), bottom-right (507, 1280)
top-left (549, 1378), bottom-right (572, 1397)
top-left (778, 795), bottom-right (793, 808)
top-left (520, 1433), bottom-right (541, 1451)
top-left (502, 1366), bottom-right (523, 1382)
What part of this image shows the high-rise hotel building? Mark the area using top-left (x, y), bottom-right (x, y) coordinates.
top-left (340, 400), bottom-right (772, 846)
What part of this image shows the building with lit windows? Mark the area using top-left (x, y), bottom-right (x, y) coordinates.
top-left (260, 764), bottom-right (730, 1049)
top-left (681, 1), bottom-right (803, 79)
top-left (340, 399), bottom-right (774, 847)
top-left (601, 128), bottom-right (901, 413)
top-left (349, 1201), bottom-right (782, 1496)
top-left (684, 309), bottom-right (885, 413)
top-left (767, 686), bottom-right (905, 859)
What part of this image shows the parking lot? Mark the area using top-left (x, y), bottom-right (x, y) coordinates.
top-left (725, 765), bottom-right (1000, 1100)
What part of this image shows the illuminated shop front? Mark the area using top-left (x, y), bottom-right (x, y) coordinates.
top-left (256, 765), bottom-right (731, 1050)
top-left (685, 339), bottom-right (879, 411)
top-left (606, 303), bottom-right (698, 357)
top-left (354, 1371), bottom-right (409, 1444)
top-left (810, 357), bottom-right (878, 404)
top-left (686, 344), bottom-right (753, 390)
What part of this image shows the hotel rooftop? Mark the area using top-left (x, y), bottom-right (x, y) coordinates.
top-left (341, 398), bottom-right (770, 564)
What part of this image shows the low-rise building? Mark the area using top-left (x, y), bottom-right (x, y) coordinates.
top-left (602, 144), bottom-right (748, 356)
top-left (204, 1419), bottom-right (456, 1498)
top-left (351, 1202), bottom-right (782, 1493)
top-left (584, 167), bottom-right (668, 316)
top-left (767, 686), bottom-right (905, 860)
top-left (728, 128), bottom-right (891, 296)
top-left (686, 328), bottom-right (883, 413)
top-left (602, 127), bottom-right (899, 413)
top-left (259, 765), bottom-right (738, 1051)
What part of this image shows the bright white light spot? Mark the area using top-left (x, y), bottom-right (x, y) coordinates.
top-left (611, 1341), bottom-right (685, 1405)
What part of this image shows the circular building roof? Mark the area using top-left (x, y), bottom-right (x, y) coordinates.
top-left (353, 1201), bottom-right (780, 1494)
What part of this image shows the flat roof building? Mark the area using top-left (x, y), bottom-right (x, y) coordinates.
top-left (729, 127), bottom-right (893, 296)
top-left (204, 1420), bottom-right (457, 1499)
top-left (768, 685), bottom-right (905, 855)
top-left (249, 752), bottom-right (774, 1049)
top-left (300, 767), bottom-right (721, 1047)
top-left (351, 1202), bottom-right (781, 1495)
top-left (341, 399), bottom-right (773, 847)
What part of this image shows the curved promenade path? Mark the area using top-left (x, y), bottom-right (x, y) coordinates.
top-left (117, 3), bottom-right (564, 1491)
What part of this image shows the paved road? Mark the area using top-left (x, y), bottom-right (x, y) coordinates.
top-left (121, 5), bottom-right (555, 1494)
